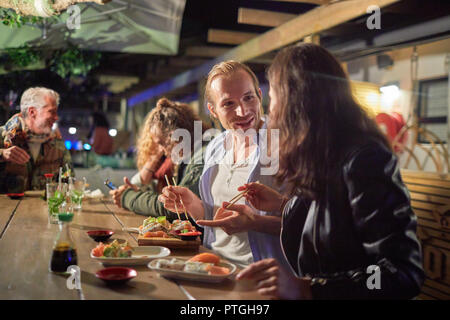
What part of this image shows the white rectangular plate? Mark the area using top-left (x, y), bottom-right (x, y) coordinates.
top-left (148, 258), bottom-right (237, 283)
top-left (90, 246), bottom-right (171, 266)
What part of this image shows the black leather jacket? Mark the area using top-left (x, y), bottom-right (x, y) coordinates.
top-left (281, 141), bottom-right (425, 299)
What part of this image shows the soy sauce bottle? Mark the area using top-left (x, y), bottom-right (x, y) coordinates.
top-left (44, 173), bottom-right (54, 201)
top-left (50, 205), bottom-right (77, 274)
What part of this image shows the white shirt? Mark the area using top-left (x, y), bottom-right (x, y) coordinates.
top-left (210, 144), bottom-right (255, 267)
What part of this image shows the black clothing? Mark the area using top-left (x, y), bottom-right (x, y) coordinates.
top-left (281, 141), bottom-right (424, 299)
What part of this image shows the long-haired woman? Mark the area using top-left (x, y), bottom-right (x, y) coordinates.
top-left (227, 43), bottom-right (424, 299)
top-left (131, 112), bottom-right (172, 193)
top-left (110, 97), bottom-right (210, 219)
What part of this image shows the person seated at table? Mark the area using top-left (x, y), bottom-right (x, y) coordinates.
top-left (88, 112), bottom-right (114, 156)
top-left (0, 87), bottom-right (73, 193)
top-left (158, 61), bottom-right (290, 269)
top-left (224, 44), bottom-right (424, 299)
top-left (128, 112), bottom-right (174, 194)
top-left (109, 98), bottom-right (210, 220)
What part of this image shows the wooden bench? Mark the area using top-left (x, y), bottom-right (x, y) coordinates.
top-left (401, 169), bottom-right (450, 300)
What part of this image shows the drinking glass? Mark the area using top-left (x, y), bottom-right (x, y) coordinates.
top-left (47, 183), bottom-right (66, 224)
top-left (69, 178), bottom-right (85, 210)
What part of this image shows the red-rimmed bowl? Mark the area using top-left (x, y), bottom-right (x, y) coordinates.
top-left (7, 193), bottom-right (24, 199)
top-left (87, 230), bottom-right (114, 242)
top-left (180, 231), bottom-right (202, 241)
top-left (95, 267), bottom-right (137, 285)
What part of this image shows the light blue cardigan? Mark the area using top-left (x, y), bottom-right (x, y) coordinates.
top-left (198, 119), bottom-right (290, 268)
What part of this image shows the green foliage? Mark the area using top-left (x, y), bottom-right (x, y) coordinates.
top-left (1, 43), bottom-right (101, 79)
top-left (0, 7), bottom-right (101, 78)
top-left (50, 45), bottom-right (102, 78)
top-left (0, 8), bottom-right (45, 28)
top-left (4, 44), bottom-right (42, 68)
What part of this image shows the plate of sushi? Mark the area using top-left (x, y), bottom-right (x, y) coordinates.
top-left (139, 216), bottom-right (201, 239)
top-left (148, 253), bottom-right (236, 283)
top-left (137, 216), bottom-right (202, 248)
top-left (90, 239), bottom-right (171, 266)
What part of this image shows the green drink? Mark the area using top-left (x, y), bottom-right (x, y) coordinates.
top-left (69, 178), bottom-right (85, 210)
top-left (71, 189), bottom-right (83, 208)
top-left (47, 184), bottom-right (65, 224)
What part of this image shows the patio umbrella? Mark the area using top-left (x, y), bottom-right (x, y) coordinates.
top-left (0, 0), bottom-right (187, 55)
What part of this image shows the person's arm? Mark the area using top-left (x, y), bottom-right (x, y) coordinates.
top-left (129, 153), bottom-right (167, 188)
top-left (197, 202), bottom-right (281, 236)
top-left (138, 165), bottom-right (154, 185)
top-left (121, 159), bottom-right (204, 220)
top-left (310, 144), bottom-right (424, 300)
top-left (120, 187), bottom-right (179, 220)
top-left (138, 152), bottom-right (165, 185)
top-left (248, 214), bottom-right (281, 235)
top-left (0, 131), bottom-right (30, 164)
top-left (129, 172), bottom-right (142, 187)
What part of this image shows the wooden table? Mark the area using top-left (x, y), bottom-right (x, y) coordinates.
top-left (0, 195), bottom-right (265, 300)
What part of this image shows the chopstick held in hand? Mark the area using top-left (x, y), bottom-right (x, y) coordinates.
top-left (172, 176), bottom-right (191, 221)
top-left (165, 175), bottom-right (181, 220)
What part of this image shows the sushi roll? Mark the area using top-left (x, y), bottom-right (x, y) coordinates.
top-left (183, 261), bottom-right (213, 274)
top-left (167, 258), bottom-right (186, 271)
top-left (140, 221), bottom-right (164, 235)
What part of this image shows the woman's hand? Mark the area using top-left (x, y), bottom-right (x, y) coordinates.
top-left (236, 258), bottom-right (313, 300)
top-left (139, 152), bottom-right (164, 185)
top-left (239, 182), bottom-right (288, 213)
top-left (110, 185), bottom-right (127, 208)
top-left (158, 186), bottom-right (204, 220)
top-left (196, 203), bottom-right (256, 235)
top-left (109, 177), bottom-right (138, 208)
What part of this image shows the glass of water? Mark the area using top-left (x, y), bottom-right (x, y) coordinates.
top-left (69, 178), bottom-right (86, 210)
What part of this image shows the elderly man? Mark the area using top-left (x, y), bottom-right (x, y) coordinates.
top-left (159, 61), bottom-right (287, 268)
top-left (0, 87), bottom-right (73, 193)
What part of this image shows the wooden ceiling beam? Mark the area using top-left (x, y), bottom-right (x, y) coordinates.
top-left (238, 8), bottom-right (297, 27)
top-left (128, 0), bottom-right (400, 106)
top-left (207, 29), bottom-right (260, 45)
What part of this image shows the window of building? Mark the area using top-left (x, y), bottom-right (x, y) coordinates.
top-left (417, 77), bottom-right (448, 143)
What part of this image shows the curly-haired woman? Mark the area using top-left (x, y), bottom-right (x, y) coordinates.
top-left (110, 98), bottom-right (211, 220)
top-left (130, 111), bottom-right (173, 194)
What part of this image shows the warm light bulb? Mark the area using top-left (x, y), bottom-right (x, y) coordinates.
top-left (380, 85), bottom-right (400, 110)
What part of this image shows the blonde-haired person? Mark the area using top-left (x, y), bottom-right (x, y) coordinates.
top-left (110, 98), bottom-right (210, 219)
top-left (158, 61), bottom-right (290, 269)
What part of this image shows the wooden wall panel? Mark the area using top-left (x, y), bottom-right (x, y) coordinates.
top-left (401, 169), bottom-right (450, 300)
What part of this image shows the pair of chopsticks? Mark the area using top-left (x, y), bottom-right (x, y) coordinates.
top-left (226, 189), bottom-right (249, 209)
top-left (164, 175), bottom-right (190, 221)
top-left (223, 181), bottom-right (259, 220)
